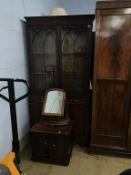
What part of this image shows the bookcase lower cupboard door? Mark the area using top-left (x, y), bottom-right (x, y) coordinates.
top-left (90, 1), bottom-right (131, 155)
top-left (26, 15), bottom-right (94, 145)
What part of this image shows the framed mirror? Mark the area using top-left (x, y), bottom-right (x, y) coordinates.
top-left (41, 88), bottom-right (66, 117)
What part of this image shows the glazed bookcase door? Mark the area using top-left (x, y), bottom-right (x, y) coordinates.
top-left (30, 28), bottom-right (58, 91)
top-left (61, 27), bottom-right (90, 94)
top-left (61, 27), bottom-right (92, 145)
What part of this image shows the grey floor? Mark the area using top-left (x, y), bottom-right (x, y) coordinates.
top-left (20, 145), bottom-right (131, 175)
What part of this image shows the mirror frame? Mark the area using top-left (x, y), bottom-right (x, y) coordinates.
top-left (41, 88), bottom-right (66, 117)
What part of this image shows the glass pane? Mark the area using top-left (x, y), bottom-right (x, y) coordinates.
top-left (32, 29), bottom-right (57, 90)
top-left (42, 90), bottom-right (65, 115)
top-left (61, 28), bottom-right (88, 92)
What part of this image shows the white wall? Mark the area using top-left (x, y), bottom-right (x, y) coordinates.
top-left (61, 0), bottom-right (96, 30)
top-left (0, 0), bottom-right (60, 159)
top-left (61, 0), bottom-right (96, 14)
top-left (0, 0), bottom-right (96, 159)
top-left (24, 0), bottom-right (61, 16)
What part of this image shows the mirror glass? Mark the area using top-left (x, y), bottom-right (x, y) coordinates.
top-left (42, 89), bottom-right (65, 116)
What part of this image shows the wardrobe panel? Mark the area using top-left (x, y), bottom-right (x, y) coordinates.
top-left (96, 14), bottom-right (131, 80)
top-left (93, 81), bottom-right (128, 147)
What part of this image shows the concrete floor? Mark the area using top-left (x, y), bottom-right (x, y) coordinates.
top-left (20, 145), bottom-right (131, 175)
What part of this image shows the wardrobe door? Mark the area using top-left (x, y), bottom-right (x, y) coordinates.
top-left (91, 7), bottom-right (131, 150)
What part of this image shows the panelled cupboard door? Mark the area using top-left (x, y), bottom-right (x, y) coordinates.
top-left (91, 8), bottom-right (131, 150)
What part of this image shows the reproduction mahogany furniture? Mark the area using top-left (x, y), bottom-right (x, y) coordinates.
top-left (30, 122), bottom-right (72, 165)
top-left (25, 15), bottom-right (94, 145)
top-left (90, 1), bottom-right (131, 156)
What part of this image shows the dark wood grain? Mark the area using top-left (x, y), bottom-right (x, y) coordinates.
top-left (97, 1), bottom-right (131, 9)
top-left (90, 2), bottom-right (131, 155)
top-left (30, 122), bottom-right (73, 165)
top-left (26, 15), bottom-right (94, 145)
top-left (127, 113), bottom-right (131, 151)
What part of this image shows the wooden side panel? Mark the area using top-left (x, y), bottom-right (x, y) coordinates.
top-left (127, 113), bottom-right (131, 151)
top-left (68, 97), bottom-right (89, 145)
top-left (29, 93), bottom-right (42, 125)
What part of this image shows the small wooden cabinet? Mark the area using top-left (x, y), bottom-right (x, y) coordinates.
top-left (30, 123), bottom-right (73, 165)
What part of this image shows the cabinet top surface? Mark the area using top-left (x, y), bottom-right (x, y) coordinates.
top-left (30, 122), bottom-right (72, 135)
top-left (25, 15), bottom-right (95, 26)
top-left (25, 14), bottom-right (94, 20)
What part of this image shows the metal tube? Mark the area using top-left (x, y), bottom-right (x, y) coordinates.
top-left (8, 80), bottom-right (20, 164)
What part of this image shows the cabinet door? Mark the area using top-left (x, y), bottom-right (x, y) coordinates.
top-left (91, 8), bottom-right (131, 150)
top-left (29, 28), bottom-right (58, 91)
top-left (49, 135), bottom-right (69, 159)
top-left (61, 27), bottom-right (92, 93)
top-left (31, 133), bottom-right (49, 158)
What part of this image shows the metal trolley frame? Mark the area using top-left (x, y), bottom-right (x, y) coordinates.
top-left (0, 78), bottom-right (30, 164)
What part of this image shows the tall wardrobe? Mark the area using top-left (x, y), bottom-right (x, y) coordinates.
top-left (90, 1), bottom-right (131, 155)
